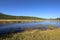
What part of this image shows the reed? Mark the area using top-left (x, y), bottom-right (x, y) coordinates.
top-left (0, 28), bottom-right (60, 40)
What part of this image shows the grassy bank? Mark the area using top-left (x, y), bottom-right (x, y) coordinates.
top-left (0, 28), bottom-right (60, 40)
top-left (0, 20), bottom-right (45, 24)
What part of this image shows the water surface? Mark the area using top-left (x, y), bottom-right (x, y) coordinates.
top-left (0, 20), bottom-right (60, 34)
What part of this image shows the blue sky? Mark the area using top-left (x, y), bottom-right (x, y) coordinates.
top-left (0, 0), bottom-right (60, 18)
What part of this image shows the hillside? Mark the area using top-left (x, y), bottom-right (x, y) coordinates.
top-left (0, 13), bottom-right (45, 20)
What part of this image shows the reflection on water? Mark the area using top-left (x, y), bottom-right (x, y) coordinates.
top-left (0, 20), bottom-right (60, 34)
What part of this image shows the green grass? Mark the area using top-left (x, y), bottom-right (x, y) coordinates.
top-left (0, 28), bottom-right (60, 40)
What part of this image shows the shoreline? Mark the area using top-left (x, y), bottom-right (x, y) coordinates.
top-left (0, 20), bottom-right (45, 24)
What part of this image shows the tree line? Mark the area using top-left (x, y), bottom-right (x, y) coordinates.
top-left (0, 13), bottom-right (45, 20)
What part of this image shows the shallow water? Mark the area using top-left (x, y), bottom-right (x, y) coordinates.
top-left (0, 20), bottom-right (60, 34)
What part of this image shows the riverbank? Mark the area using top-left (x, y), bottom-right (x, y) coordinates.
top-left (0, 19), bottom-right (60, 24)
top-left (0, 28), bottom-right (60, 40)
top-left (0, 20), bottom-right (45, 24)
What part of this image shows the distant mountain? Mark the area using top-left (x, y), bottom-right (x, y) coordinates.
top-left (0, 13), bottom-right (45, 20)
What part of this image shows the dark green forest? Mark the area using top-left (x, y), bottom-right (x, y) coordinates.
top-left (0, 13), bottom-right (45, 20)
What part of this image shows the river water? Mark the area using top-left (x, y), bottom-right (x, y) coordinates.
top-left (0, 20), bottom-right (60, 34)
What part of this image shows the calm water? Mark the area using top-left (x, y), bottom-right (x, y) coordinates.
top-left (0, 20), bottom-right (60, 34)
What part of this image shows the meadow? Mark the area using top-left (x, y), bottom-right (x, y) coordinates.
top-left (0, 28), bottom-right (60, 40)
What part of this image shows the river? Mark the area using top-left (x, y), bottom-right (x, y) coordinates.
top-left (0, 20), bottom-right (60, 34)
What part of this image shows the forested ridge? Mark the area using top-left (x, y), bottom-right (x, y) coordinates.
top-left (0, 13), bottom-right (45, 20)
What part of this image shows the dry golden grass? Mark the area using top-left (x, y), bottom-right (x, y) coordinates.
top-left (1, 28), bottom-right (60, 40)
